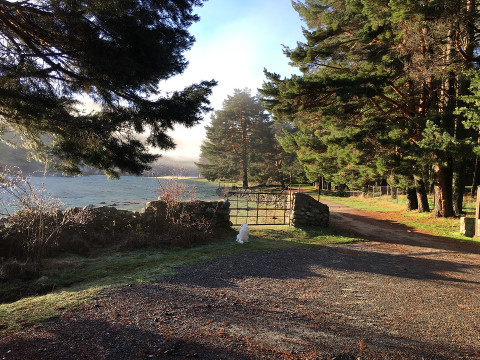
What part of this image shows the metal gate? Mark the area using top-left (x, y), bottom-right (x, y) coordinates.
top-left (226, 190), bottom-right (292, 226)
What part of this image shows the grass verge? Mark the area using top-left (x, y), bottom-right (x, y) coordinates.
top-left (315, 193), bottom-right (480, 244)
top-left (0, 226), bottom-right (359, 334)
top-left (317, 193), bottom-right (407, 212)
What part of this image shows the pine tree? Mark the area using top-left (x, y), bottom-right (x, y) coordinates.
top-left (261, 0), bottom-right (404, 194)
top-left (197, 89), bottom-right (302, 187)
top-left (391, 0), bottom-right (477, 217)
top-left (0, 0), bottom-right (216, 177)
top-left (261, 0), bottom-right (479, 216)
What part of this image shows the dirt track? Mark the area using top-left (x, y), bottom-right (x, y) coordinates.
top-left (1, 201), bottom-right (480, 359)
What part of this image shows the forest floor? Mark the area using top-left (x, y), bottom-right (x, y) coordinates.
top-left (1, 200), bottom-right (480, 359)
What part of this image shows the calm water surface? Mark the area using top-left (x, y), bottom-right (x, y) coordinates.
top-left (3, 175), bottom-right (221, 213)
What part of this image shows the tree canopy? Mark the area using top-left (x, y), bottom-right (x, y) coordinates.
top-left (197, 89), bottom-right (304, 187)
top-left (0, 0), bottom-right (216, 177)
top-left (261, 0), bottom-right (480, 217)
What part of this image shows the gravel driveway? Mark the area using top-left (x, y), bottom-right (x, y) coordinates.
top-left (1, 201), bottom-right (479, 359)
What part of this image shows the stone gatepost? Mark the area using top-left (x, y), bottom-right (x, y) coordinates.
top-left (460, 217), bottom-right (475, 237)
top-left (290, 193), bottom-right (329, 227)
top-left (475, 185), bottom-right (480, 238)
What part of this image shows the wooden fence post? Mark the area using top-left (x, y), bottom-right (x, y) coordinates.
top-left (476, 186), bottom-right (480, 237)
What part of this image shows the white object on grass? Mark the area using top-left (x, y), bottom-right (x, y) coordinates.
top-left (236, 222), bottom-right (249, 244)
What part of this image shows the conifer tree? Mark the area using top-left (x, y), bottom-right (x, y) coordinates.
top-left (0, 0), bottom-right (216, 177)
top-left (197, 89), bottom-right (302, 187)
top-left (261, 0), bottom-right (479, 216)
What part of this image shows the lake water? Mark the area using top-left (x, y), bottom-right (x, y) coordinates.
top-left (1, 175), bottom-right (222, 214)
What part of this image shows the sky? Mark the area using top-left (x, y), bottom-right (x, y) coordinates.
top-left (159, 0), bottom-right (306, 163)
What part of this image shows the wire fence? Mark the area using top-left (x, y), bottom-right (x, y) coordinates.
top-left (331, 185), bottom-right (406, 203)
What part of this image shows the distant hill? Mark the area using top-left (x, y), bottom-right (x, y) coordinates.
top-left (0, 142), bottom-right (46, 175)
top-left (149, 156), bottom-right (198, 177)
top-left (0, 141), bottom-right (198, 177)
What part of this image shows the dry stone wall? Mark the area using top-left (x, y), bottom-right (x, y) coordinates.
top-left (290, 193), bottom-right (329, 227)
top-left (0, 199), bottom-right (231, 259)
top-left (141, 199), bottom-right (231, 228)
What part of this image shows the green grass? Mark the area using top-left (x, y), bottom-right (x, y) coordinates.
top-left (193, 177), bottom-right (241, 188)
top-left (309, 186), bottom-right (477, 215)
top-left (318, 194), bottom-right (407, 212)
top-left (0, 226), bottom-right (359, 334)
top-left (314, 191), bottom-right (480, 244)
top-left (391, 212), bottom-right (480, 243)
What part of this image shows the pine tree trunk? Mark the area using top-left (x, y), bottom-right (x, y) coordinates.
top-left (415, 178), bottom-right (430, 213)
top-left (432, 22), bottom-right (455, 218)
top-left (433, 164), bottom-right (454, 217)
top-left (472, 156), bottom-right (479, 197)
top-left (241, 116), bottom-right (248, 188)
top-left (471, 130), bottom-right (480, 197)
top-left (452, 160), bottom-right (465, 216)
top-left (406, 187), bottom-right (418, 211)
top-left (242, 158), bottom-right (248, 188)
top-left (465, 0), bottom-right (477, 198)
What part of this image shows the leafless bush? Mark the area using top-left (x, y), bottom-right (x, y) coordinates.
top-left (152, 171), bottom-right (213, 247)
top-left (156, 170), bottom-right (196, 217)
top-left (162, 211), bottom-right (213, 247)
top-left (0, 166), bottom-right (90, 271)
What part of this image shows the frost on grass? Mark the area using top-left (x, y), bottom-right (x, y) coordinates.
top-left (0, 166), bottom-right (90, 271)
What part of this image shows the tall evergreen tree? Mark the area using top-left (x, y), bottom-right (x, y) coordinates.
top-left (261, 0), bottom-right (479, 217)
top-left (0, 0), bottom-right (216, 177)
top-left (197, 89), bottom-right (303, 187)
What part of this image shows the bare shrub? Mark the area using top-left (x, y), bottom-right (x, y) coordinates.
top-left (156, 170), bottom-right (196, 217)
top-left (151, 171), bottom-right (213, 247)
top-left (161, 209), bottom-right (213, 247)
top-left (0, 166), bottom-right (90, 271)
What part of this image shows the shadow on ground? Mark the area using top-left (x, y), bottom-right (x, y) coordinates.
top-left (325, 204), bottom-right (480, 255)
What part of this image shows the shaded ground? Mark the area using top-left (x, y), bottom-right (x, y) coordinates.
top-left (1, 201), bottom-right (480, 359)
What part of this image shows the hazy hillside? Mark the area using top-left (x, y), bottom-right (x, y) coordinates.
top-left (0, 142), bottom-right (198, 177)
top-left (149, 156), bottom-right (198, 177)
top-left (0, 142), bottom-right (46, 174)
